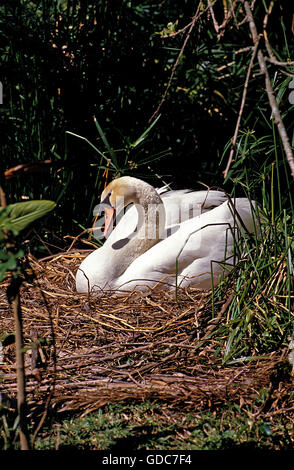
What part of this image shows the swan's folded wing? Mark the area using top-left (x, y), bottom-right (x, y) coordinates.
top-left (113, 198), bottom-right (257, 292)
top-left (113, 202), bottom-right (234, 291)
top-left (161, 189), bottom-right (227, 225)
top-left (107, 189), bottom-right (228, 241)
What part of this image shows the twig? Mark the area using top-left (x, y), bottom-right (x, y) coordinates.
top-left (234, 46), bottom-right (253, 55)
top-left (212, 0), bottom-right (239, 39)
top-left (148, 3), bottom-right (203, 123)
top-left (4, 160), bottom-right (52, 180)
top-left (263, 4), bottom-right (294, 67)
top-left (258, 48), bottom-right (294, 177)
top-left (0, 175), bottom-right (30, 450)
top-left (262, 0), bottom-right (274, 31)
top-left (9, 281), bottom-right (31, 449)
top-left (159, 19), bottom-right (195, 38)
top-left (0, 187), bottom-right (6, 208)
top-left (244, 1), bottom-right (294, 179)
top-left (265, 56), bottom-right (294, 67)
top-left (65, 231), bottom-right (99, 251)
top-left (223, 42), bottom-right (259, 178)
top-left (208, 0), bottom-right (220, 33)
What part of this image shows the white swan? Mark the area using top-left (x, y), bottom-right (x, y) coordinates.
top-left (76, 176), bottom-right (258, 295)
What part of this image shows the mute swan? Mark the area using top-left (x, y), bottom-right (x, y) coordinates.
top-left (76, 176), bottom-right (258, 295)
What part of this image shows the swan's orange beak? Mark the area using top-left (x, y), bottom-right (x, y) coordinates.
top-left (104, 206), bottom-right (116, 238)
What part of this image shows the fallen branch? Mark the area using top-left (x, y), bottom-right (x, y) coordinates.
top-left (4, 160), bottom-right (52, 180)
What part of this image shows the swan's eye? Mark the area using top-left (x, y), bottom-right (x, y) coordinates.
top-left (101, 191), bottom-right (111, 206)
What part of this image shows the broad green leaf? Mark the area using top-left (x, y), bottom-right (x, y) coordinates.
top-left (0, 200), bottom-right (56, 234)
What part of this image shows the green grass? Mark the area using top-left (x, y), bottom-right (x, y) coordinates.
top-left (2, 393), bottom-right (293, 450)
top-left (207, 117), bottom-right (294, 364)
top-left (25, 400), bottom-right (293, 450)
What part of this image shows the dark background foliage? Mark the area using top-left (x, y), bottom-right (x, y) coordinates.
top-left (1, 4), bottom-right (294, 449)
top-left (0, 0), bottom-right (293, 245)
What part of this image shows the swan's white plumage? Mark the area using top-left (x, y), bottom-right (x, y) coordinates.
top-left (111, 198), bottom-right (256, 292)
top-left (106, 187), bottom-right (227, 244)
top-left (76, 176), bottom-right (258, 295)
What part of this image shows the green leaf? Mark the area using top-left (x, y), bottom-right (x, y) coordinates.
top-left (131, 115), bottom-right (161, 148)
top-left (93, 116), bottom-right (118, 167)
top-left (0, 200), bottom-right (56, 234)
top-left (66, 131), bottom-right (117, 170)
top-left (5, 256), bottom-right (17, 270)
top-left (0, 264), bottom-right (8, 282)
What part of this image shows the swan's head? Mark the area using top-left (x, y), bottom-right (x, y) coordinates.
top-left (100, 176), bottom-right (163, 238)
top-left (100, 176), bottom-right (145, 237)
top-left (101, 176), bottom-right (140, 210)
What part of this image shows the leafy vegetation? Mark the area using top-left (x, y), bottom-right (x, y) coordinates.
top-left (1, 399), bottom-right (294, 450)
top-left (29, 400), bottom-right (294, 450)
top-left (0, 200), bottom-right (56, 281)
top-left (1, 1), bottom-right (292, 236)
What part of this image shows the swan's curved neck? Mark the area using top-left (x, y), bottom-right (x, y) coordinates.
top-left (107, 186), bottom-right (166, 278)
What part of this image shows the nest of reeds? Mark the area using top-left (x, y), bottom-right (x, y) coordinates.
top-left (0, 249), bottom-right (293, 418)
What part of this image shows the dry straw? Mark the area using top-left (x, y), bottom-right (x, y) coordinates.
top-left (1, 249), bottom-right (292, 418)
